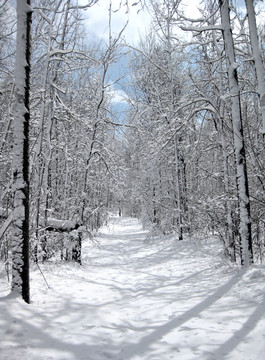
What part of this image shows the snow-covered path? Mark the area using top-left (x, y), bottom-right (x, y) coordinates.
top-left (1, 216), bottom-right (265, 360)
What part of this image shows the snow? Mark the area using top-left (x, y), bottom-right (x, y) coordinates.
top-left (46, 218), bottom-right (76, 231)
top-left (1, 216), bottom-right (265, 360)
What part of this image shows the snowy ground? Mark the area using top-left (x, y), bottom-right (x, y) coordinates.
top-left (1, 216), bottom-right (265, 360)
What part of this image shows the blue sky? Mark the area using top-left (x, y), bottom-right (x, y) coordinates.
top-left (81, 0), bottom-right (199, 120)
top-left (81, 0), bottom-right (153, 122)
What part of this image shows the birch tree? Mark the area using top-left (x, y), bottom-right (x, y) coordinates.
top-left (245, 0), bottom-right (265, 139)
top-left (219, 0), bottom-right (253, 265)
top-left (12, 0), bottom-right (32, 303)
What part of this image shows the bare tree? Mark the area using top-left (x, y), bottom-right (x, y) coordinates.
top-left (219, 0), bottom-right (253, 265)
top-left (244, 0), bottom-right (265, 139)
top-left (12, 0), bottom-right (32, 303)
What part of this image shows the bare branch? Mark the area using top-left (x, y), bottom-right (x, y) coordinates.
top-left (180, 24), bottom-right (223, 33)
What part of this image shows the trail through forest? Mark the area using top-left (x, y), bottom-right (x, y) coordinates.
top-left (1, 216), bottom-right (265, 360)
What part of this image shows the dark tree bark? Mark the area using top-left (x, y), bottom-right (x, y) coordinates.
top-left (12, 0), bottom-right (32, 303)
top-left (72, 233), bottom-right (82, 265)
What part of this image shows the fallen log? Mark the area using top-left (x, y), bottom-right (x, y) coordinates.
top-left (45, 218), bottom-right (80, 232)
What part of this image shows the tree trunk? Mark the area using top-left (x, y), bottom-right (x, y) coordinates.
top-left (220, 112), bottom-right (236, 261)
top-left (218, 54), bottom-right (236, 261)
top-left (12, 0), bottom-right (32, 303)
top-left (219, 0), bottom-right (253, 265)
top-left (72, 233), bottom-right (82, 265)
top-left (245, 0), bottom-right (265, 139)
top-left (174, 134), bottom-right (183, 240)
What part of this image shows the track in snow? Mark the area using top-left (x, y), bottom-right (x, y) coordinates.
top-left (1, 216), bottom-right (265, 360)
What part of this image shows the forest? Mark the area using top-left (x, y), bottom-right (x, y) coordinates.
top-left (0, 0), bottom-right (264, 305)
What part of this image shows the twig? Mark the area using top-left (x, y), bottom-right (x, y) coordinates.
top-left (34, 260), bottom-right (51, 289)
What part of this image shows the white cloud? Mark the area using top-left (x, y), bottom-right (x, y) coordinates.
top-left (82, 0), bottom-right (151, 45)
top-left (108, 85), bottom-right (128, 104)
top-left (82, 0), bottom-right (204, 46)
top-left (179, 0), bottom-right (201, 18)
